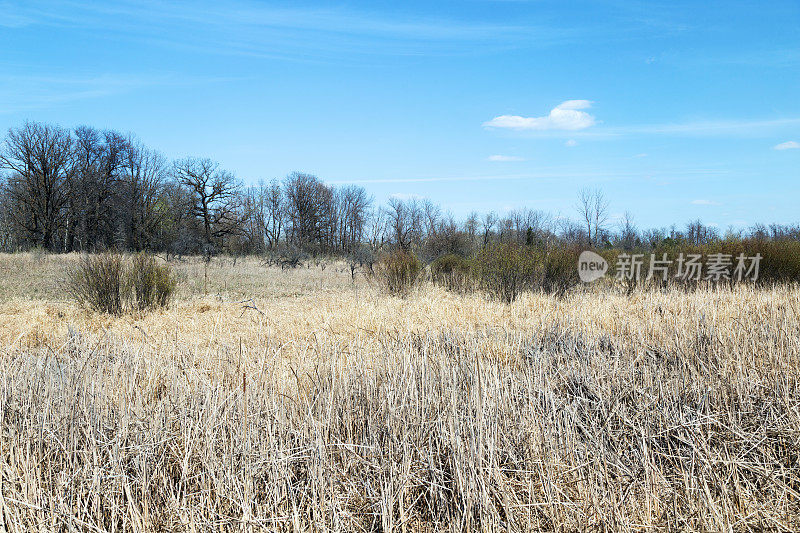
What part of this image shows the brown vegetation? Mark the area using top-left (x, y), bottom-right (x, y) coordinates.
top-left (0, 253), bottom-right (798, 531)
top-left (67, 252), bottom-right (177, 315)
top-left (370, 249), bottom-right (422, 297)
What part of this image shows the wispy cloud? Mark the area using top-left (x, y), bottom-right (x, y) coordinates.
top-left (690, 48), bottom-right (800, 68)
top-left (3, 0), bottom-right (576, 61)
top-left (0, 74), bottom-right (148, 114)
top-left (329, 168), bottom-right (728, 185)
top-left (483, 100), bottom-right (596, 131)
top-left (0, 72), bottom-right (239, 114)
top-left (487, 155), bottom-right (525, 161)
top-left (774, 141), bottom-right (800, 150)
top-left (565, 139), bottom-right (578, 147)
top-left (389, 192), bottom-right (424, 201)
top-left (614, 118), bottom-right (800, 137)
top-left (496, 117), bottom-right (800, 140)
top-left (0, 11), bottom-right (36, 28)
top-left (691, 199), bottom-right (721, 206)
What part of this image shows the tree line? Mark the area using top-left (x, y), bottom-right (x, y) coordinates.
top-left (1, 121), bottom-right (798, 259)
top-left (0, 122), bottom-right (371, 256)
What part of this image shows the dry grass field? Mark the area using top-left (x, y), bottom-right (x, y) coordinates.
top-left (0, 252), bottom-right (798, 531)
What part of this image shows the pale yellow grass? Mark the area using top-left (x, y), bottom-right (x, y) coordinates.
top-left (0, 253), bottom-right (798, 531)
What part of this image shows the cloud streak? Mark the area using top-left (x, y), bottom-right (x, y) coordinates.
top-left (487, 155), bottom-right (525, 161)
top-left (0, 73), bottom-right (240, 114)
top-left (3, 0), bottom-right (576, 61)
top-left (489, 117), bottom-right (800, 139)
top-left (612, 118), bottom-right (800, 137)
top-left (328, 168), bottom-right (729, 185)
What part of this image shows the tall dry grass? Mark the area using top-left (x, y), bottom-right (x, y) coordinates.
top-left (0, 254), bottom-right (798, 531)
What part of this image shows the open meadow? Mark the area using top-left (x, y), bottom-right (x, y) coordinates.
top-left (0, 252), bottom-right (798, 531)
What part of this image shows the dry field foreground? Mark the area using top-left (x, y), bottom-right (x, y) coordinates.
top-left (0, 253), bottom-right (798, 532)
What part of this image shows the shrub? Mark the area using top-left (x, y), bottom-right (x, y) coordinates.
top-left (67, 253), bottom-right (177, 315)
top-left (540, 247), bottom-right (581, 296)
top-left (371, 249), bottom-right (422, 297)
top-left (633, 238), bottom-right (800, 289)
top-left (30, 246), bottom-right (48, 263)
top-left (473, 243), bottom-right (538, 303)
top-left (430, 254), bottom-right (473, 292)
top-left (68, 253), bottom-right (126, 315)
top-left (128, 253), bottom-right (177, 311)
top-left (755, 240), bottom-right (800, 284)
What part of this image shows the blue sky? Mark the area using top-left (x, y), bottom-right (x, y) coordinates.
top-left (1, 0), bottom-right (798, 230)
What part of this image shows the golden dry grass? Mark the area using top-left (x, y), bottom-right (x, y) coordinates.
top-left (0, 253), bottom-right (798, 531)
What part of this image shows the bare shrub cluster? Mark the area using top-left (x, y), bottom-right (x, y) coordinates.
top-left (430, 253), bottom-right (473, 292)
top-left (624, 239), bottom-right (800, 288)
top-left (129, 253), bottom-right (178, 311)
top-left (370, 249), bottom-right (422, 296)
top-left (68, 252), bottom-right (177, 314)
top-left (472, 243), bottom-right (539, 303)
top-left (67, 253), bottom-right (126, 314)
top-left (469, 243), bottom-right (579, 302)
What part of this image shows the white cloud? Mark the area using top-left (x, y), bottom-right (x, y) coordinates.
top-left (487, 155), bottom-right (525, 161)
top-left (774, 141), bottom-right (800, 150)
top-left (483, 100), bottom-right (596, 131)
top-left (565, 139), bottom-right (578, 147)
top-left (691, 199), bottom-right (720, 206)
top-left (556, 100), bottom-right (592, 110)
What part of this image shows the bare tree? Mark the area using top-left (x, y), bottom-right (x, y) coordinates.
top-left (481, 211), bottom-right (497, 247)
top-left (173, 158), bottom-right (244, 248)
top-left (0, 176), bottom-right (13, 251)
top-left (264, 180), bottom-right (286, 248)
top-left (366, 206), bottom-right (388, 251)
top-left (617, 211), bottom-right (638, 250)
top-left (685, 219), bottom-right (717, 245)
top-left (120, 142), bottom-right (168, 250)
top-left (558, 218), bottom-right (588, 243)
top-left (387, 197), bottom-right (423, 251)
top-left (422, 213), bottom-right (470, 260)
top-left (0, 122), bottom-right (75, 250)
top-left (68, 127), bottom-right (130, 250)
top-left (158, 180), bottom-right (198, 255)
top-left (497, 215), bottom-right (514, 242)
top-left (283, 172), bottom-right (334, 250)
top-left (337, 185), bottom-right (371, 253)
top-left (422, 199), bottom-right (441, 239)
top-left (506, 208), bottom-right (551, 245)
top-left (464, 211), bottom-right (479, 251)
top-left (576, 188), bottom-right (609, 246)
top-left (240, 182), bottom-right (266, 252)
